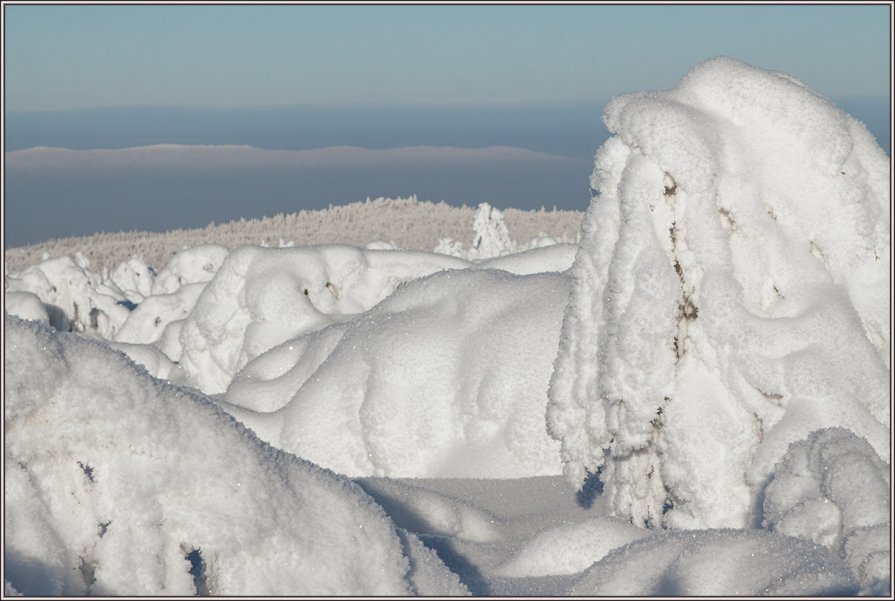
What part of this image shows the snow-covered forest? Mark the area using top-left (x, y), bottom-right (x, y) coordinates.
top-left (4, 57), bottom-right (891, 596)
top-left (3, 195), bottom-right (582, 273)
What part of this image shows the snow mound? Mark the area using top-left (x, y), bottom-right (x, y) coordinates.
top-left (150, 244), bottom-right (229, 295)
top-left (108, 255), bottom-right (155, 302)
top-left (220, 268), bottom-right (568, 478)
top-left (395, 530), bottom-right (471, 596)
top-left (4, 291), bottom-right (49, 324)
top-left (3, 316), bottom-right (462, 596)
top-left (569, 529), bottom-right (858, 596)
top-left (357, 479), bottom-right (503, 543)
top-left (474, 243), bottom-right (577, 275)
top-left (762, 428), bottom-right (891, 594)
top-left (178, 245), bottom-right (468, 394)
top-left (548, 57), bottom-right (890, 529)
top-left (494, 517), bottom-right (650, 577)
top-left (113, 282), bottom-right (206, 347)
top-left (5, 253), bottom-right (130, 337)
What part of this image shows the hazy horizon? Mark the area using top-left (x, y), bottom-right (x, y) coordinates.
top-left (5, 96), bottom-right (890, 249)
top-left (5, 96), bottom-right (888, 156)
top-left (4, 4), bottom-right (890, 248)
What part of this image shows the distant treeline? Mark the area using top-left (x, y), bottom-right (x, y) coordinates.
top-left (4, 197), bottom-right (583, 272)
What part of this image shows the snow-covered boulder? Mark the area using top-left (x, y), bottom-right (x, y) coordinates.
top-left (548, 57), bottom-right (890, 529)
top-left (4, 316), bottom-right (465, 596)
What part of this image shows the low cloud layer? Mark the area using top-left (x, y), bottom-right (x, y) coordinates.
top-left (7, 144), bottom-right (587, 170)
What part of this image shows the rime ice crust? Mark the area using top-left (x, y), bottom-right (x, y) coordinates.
top-left (547, 57), bottom-right (890, 529)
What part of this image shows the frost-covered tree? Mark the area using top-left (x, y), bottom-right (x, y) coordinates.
top-left (548, 57), bottom-right (890, 530)
top-left (467, 203), bottom-right (516, 260)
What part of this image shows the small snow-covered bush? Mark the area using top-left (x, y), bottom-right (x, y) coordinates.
top-left (467, 202), bottom-right (516, 260)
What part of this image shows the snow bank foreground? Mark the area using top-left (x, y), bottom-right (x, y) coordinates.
top-left (548, 56), bottom-right (890, 531)
top-left (4, 316), bottom-right (467, 596)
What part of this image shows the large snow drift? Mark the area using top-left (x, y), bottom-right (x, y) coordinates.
top-left (548, 57), bottom-right (890, 529)
top-left (4, 316), bottom-right (466, 596)
top-left (219, 267), bottom-right (568, 478)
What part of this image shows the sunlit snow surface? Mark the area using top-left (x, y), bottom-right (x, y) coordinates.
top-left (4, 58), bottom-right (890, 596)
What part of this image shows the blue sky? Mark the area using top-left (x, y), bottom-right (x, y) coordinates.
top-left (5, 4), bottom-right (891, 111)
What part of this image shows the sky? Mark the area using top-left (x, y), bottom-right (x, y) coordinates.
top-left (3, 4), bottom-right (891, 110)
top-left (3, 3), bottom-right (892, 247)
